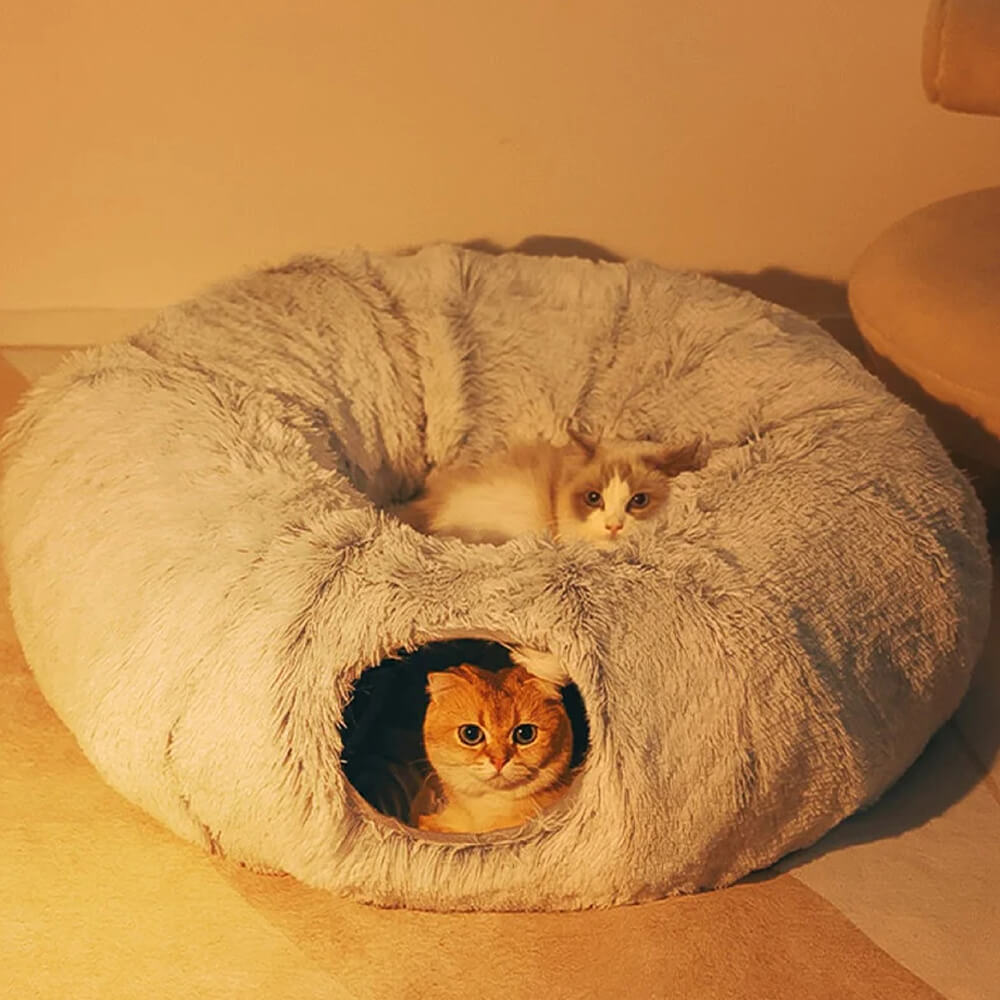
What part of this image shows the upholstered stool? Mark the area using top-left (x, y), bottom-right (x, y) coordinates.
top-left (849, 1), bottom-right (1000, 521)
top-left (849, 188), bottom-right (1000, 509)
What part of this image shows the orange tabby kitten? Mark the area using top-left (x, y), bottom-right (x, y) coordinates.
top-left (396, 431), bottom-right (702, 548)
top-left (412, 664), bottom-right (573, 834)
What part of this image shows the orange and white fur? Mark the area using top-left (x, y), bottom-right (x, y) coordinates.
top-left (412, 664), bottom-right (573, 833)
top-left (396, 430), bottom-right (702, 549)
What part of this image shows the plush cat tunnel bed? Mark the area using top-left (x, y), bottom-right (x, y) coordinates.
top-left (0, 245), bottom-right (990, 911)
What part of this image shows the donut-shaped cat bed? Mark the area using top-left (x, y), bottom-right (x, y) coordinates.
top-left (0, 245), bottom-right (989, 912)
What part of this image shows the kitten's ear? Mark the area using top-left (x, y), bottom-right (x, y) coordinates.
top-left (426, 670), bottom-right (463, 701)
top-left (427, 663), bottom-right (482, 700)
top-left (426, 672), bottom-right (451, 701)
top-left (652, 439), bottom-right (705, 477)
top-left (567, 426), bottom-right (599, 458)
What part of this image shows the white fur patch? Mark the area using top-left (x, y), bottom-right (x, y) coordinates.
top-left (574, 473), bottom-right (633, 544)
top-left (431, 480), bottom-right (547, 545)
top-left (602, 474), bottom-right (631, 528)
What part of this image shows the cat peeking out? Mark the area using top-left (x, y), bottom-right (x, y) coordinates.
top-left (411, 664), bottom-right (573, 834)
top-left (395, 430), bottom-right (704, 547)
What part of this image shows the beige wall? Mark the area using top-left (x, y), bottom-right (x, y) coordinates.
top-left (1, 0), bottom-right (998, 317)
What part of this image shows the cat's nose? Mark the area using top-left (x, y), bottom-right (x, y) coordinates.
top-left (487, 754), bottom-right (508, 773)
top-left (605, 522), bottom-right (622, 536)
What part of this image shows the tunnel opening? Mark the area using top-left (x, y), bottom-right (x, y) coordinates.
top-left (340, 638), bottom-right (590, 826)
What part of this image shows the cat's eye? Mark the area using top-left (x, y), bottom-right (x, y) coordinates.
top-left (457, 724), bottom-right (484, 746)
top-left (583, 490), bottom-right (603, 508)
top-left (511, 723), bottom-right (537, 745)
top-left (628, 492), bottom-right (650, 510)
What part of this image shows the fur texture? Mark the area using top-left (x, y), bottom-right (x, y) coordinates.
top-left (0, 244), bottom-right (990, 912)
top-left (394, 441), bottom-right (565, 545)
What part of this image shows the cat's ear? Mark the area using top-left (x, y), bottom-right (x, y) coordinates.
top-left (567, 426), bottom-right (599, 458)
top-left (426, 672), bottom-right (450, 701)
top-left (427, 664), bottom-right (481, 700)
top-left (426, 670), bottom-right (462, 701)
top-left (651, 439), bottom-right (705, 477)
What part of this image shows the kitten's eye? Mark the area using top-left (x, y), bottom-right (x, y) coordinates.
top-left (457, 724), bottom-right (484, 746)
top-left (584, 490), bottom-right (603, 508)
top-left (511, 724), bottom-right (537, 745)
top-left (628, 492), bottom-right (649, 510)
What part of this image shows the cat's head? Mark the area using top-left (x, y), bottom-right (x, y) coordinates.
top-left (556, 430), bottom-right (702, 546)
top-left (423, 664), bottom-right (572, 800)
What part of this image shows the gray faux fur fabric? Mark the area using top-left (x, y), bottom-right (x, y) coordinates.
top-left (0, 245), bottom-right (990, 911)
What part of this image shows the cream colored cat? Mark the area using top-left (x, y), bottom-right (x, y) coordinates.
top-left (396, 430), bottom-right (702, 548)
top-left (412, 664), bottom-right (573, 834)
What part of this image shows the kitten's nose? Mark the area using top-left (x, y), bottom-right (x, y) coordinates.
top-left (605, 522), bottom-right (622, 536)
top-left (488, 754), bottom-right (508, 773)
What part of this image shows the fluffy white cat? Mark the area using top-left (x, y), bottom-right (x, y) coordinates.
top-left (395, 430), bottom-right (702, 548)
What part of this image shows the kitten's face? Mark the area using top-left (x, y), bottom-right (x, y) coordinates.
top-left (557, 438), bottom-right (700, 547)
top-left (423, 664), bottom-right (572, 801)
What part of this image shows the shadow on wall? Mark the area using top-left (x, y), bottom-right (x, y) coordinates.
top-left (457, 234), bottom-right (865, 359)
top-left (461, 234), bottom-right (624, 264)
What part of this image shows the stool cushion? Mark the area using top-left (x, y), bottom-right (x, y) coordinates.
top-left (849, 186), bottom-right (1000, 440)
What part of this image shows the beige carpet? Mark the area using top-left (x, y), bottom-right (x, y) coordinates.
top-left (2, 352), bottom-right (997, 1000)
